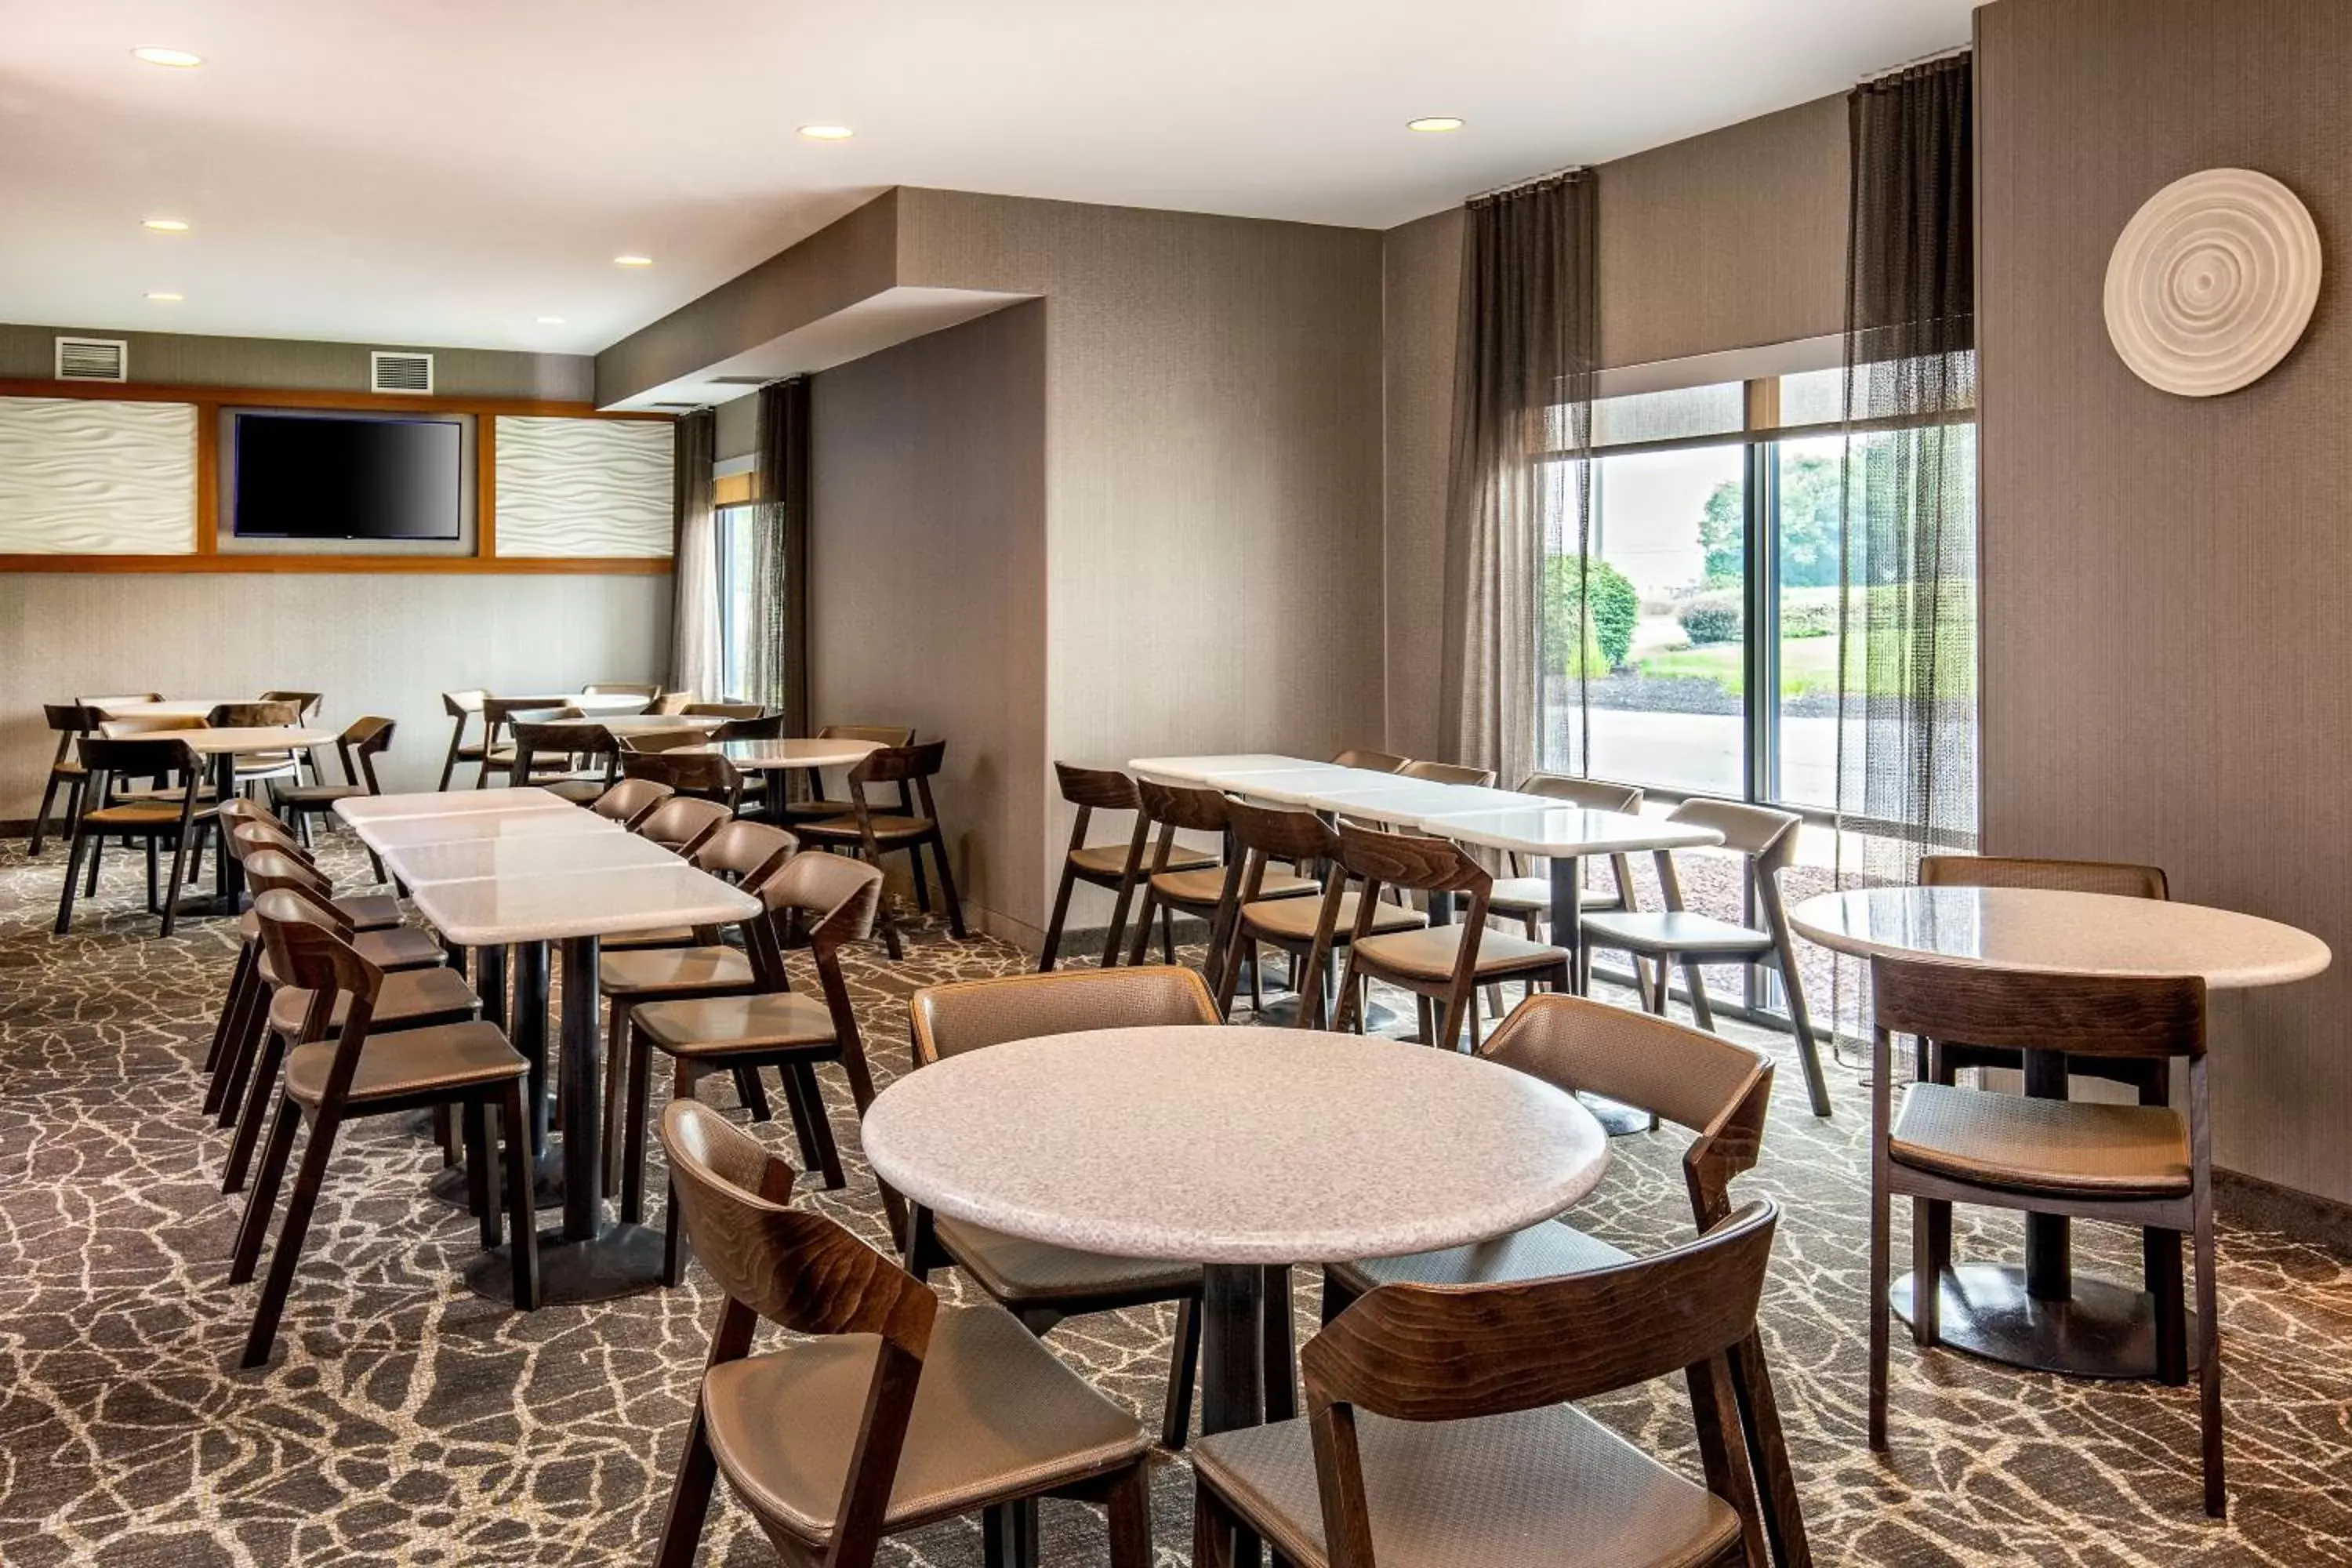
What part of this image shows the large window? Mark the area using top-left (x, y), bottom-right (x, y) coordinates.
top-left (711, 503), bottom-right (761, 704)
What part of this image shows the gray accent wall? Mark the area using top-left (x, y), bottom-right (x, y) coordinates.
top-left (1976, 0), bottom-right (2352, 1204)
top-left (0, 323), bottom-right (591, 401)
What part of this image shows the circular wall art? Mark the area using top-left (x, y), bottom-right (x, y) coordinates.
top-left (2103, 167), bottom-right (2322, 397)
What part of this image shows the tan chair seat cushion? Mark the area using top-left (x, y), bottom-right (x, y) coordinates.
top-left (601, 925), bottom-right (699, 952)
top-left (702, 1303), bottom-right (1150, 1544)
top-left (1578, 909), bottom-right (1773, 957)
top-left (1153, 866), bottom-right (1316, 906)
top-left (82, 800), bottom-right (198, 828)
top-left (268, 965), bottom-right (480, 1037)
top-left (1324, 1218), bottom-right (1632, 1299)
top-left (597, 946), bottom-right (753, 998)
top-left (1488, 876), bottom-right (1623, 914)
top-left (1243, 892), bottom-right (1424, 944)
top-left (1352, 924), bottom-right (1570, 982)
top-left (933, 1214), bottom-right (1200, 1306)
top-left (244, 898), bottom-right (406, 938)
top-left (634, 993), bottom-right (838, 1056)
top-left (540, 779), bottom-right (608, 804)
top-left (799, 813), bottom-right (937, 843)
top-left (1066, 840), bottom-right (1217, 880)
top-left (1892, 1081), bottom-right (2191, 1196)
top-left (1193, 1402), bottom-right (1739, 1568)
top-left (285, 1020), bottom-right (525, 1107)
top-left (271, 783), bottom-right (368, 806)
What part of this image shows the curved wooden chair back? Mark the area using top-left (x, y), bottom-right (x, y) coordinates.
top-left (652, 691), bottom-right (695, 715)
top-left (759, 851), bottom-right (883, 947)
top-left (619, 749), bottom-right (743, 806)
top-left (44, 703), bottom-right (100, 739)
top-left (78, 735), bottom-right (195, 778)
top-left (616, 728), bottom-right (710, 754)
top-left (1519, 773), bottom-right (1643, 813)
top-left (690, 819), bottom-right (797, 883)
top-left (819, 723), bottom-right (916, 747)
top-left (1920, 854), bottom-right (2169, 902)
top-left (909, 965), bottom-right (1219, 1066)
top-left (441, 689), bottom-right (487, 719)
top-left (242, 849), bottom-right (352, 931)
top-left (1334, 819), bottom-right (1489, 899)
top-left (1225, 799), bottom-right (1339, 866)
top-left (1137, 780), bottom-right (1230, 837)
top-left (1055, 761), bottom-right (1141, 812)
top-left (330, 717), bottom-right (394, 793)
top-left (220, 797), bottom-right (294, 835)
top-left (1871, 955), bottom-right (2205, 1062)
top-left (260, 691), bottom-right (324, 721)
top-left (1398, 758), bottom-right (1497, 788)
top-left (682, 702), bottom-right (764, 719)
top-left (593, 777), bottom-right (673, 826)
top-left (633, 796), bottom-right (735, 857)
top-left (711, 713), bottom-right (786, 741)
top-left (252, 887), bottom-right (383, 1054)
top-left (1483, 993), bottom-right (1771, 1225)
top-left (207, 701), bottom-right (302, 728)
top-left (1667, 797), bottom-right (1801, 869)
top-left (230, 820), bottom-right (312, 867)
top-left (1330, 747), bottom-right (1410, 772)
top-left (850, 739), bottom-right (946, 786)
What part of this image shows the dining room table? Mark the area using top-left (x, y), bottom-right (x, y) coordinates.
top-left (173, 725), bottom-right (338, 915)
top-left (1790, 882), bottom-right (2331, 1379)
top-left (862, 1023), bottom-right (1610, 1444)
top-left (675, 735), bottom-right (884, 817)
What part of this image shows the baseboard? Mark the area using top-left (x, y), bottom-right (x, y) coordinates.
top-left (1054, 913), bottom-right (1217, 966)
top-left (2216, 1167), bottom-right (2352, 1258)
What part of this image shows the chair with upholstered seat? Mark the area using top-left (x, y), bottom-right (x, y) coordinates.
top-left (1488, 773), bottom-right (1644, 933)
top-left (1578, 797), bottom-right (1830, 1118)
top-left (652, 690), bottom-right (695, 715)
top-left (583, 681), bottom-right (660, 702)
top-left (622, 853), bottom-right (886, 1283)
top-left (793, 741), bottom-right (964, 960)
top-left (777, 724), bottom-right (917, 823)
top-left (650, 1098), bottom-right (1153, 1568)
top-left (1122, 782), bottom-right (1318, 981)
top-left (1192, 1200), bottom-right (1784, 1568)
top-left (473, 695), bottom-right (575, 787)
top-left (258, 690), bottom-right (325, 782)
top-left (1318, 992), bottom-right (1809, 1568)
top-left (1038, 764), bottom-right (1214, 971)
top-left (1214, 801), bottom-right (1425, 1025)
top-left (509, 719), bottom-right (617, 805)
top-left (682, 701), bottom-right (763, 720)
top-left (902, 966), bottom-right (1220, 1450)
top-left (1395, 757), bottom-right (1496, 788)
top-left (1330, 746), bottom-right (1410, 773)
top-left (620, 747), bottom-right (747, 815)
top-left (1867, 955), bottom-right (2226, 1517)
top-left (591, 776), bottom-right (673, 829)
top-left (228, 891), bottom-right (535, 1369)
top-left (436, 690), bottom-right (488, 790)
top-left (53, 736), bottom-right (213, 937)
top-left (27, 703), bottom-right (100, 856)
top-left (710, 712), bottom-right (786, 742)
top-left (1326, 821), bottom-right (1571, 1051)
top-left (204, 701), bottom-right (305, 793)
top-left (271, 717), bottom-right (395, 873)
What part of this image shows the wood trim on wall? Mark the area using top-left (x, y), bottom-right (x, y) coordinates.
top-left (192, 403), bottom-right (218, 554)
top-left (0, 554), bottom-right (671, 575)
top-left (0, 378), bottom-right (667, 420)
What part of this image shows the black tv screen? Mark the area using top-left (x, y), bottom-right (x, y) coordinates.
top-left (231, 413), bottom-right (463, 540)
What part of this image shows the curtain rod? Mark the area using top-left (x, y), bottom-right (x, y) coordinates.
top-left (1860, 43), bottom-right (1970, 83)
top-left (1468, 162), bottom-right (1589, 205)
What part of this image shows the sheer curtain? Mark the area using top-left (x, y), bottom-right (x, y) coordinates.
top-left (1440, 172), bottom-right (1598, 786)
top-left (744, 376), bottom-right (812, 733)
top-left (667, 408), bottom-right (722, 702)
top-left (1832, 53), bottom-right (1979, 1029)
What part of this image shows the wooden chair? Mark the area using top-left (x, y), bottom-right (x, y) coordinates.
top-left (584, 681), bottom-right (661, 701)
top-left (1867, 956), bottom-right (2224, 1515)
top-left (207, 700), bottom-right (305, 793)
top-left (1324, 821), bottom-right (1571, 1051)
top-left (509, 719), bottom-right (615, 805)
top-left (793, 741), bottom-right (964, 960)
top-left (622, 854), bottom-right (886, 1283)
top-left (711, 712), bottom-right (786, 742)
top-left (1039, 764), bottom-right (1213, 971)
top-left (272, 717), bottom-right (395, 877)
top-left (474, 695), bottom-right (574, 787)
top-left (903, 967), bottom-right (1218, 1450)
top-left (1330, 747), bottom-right (1410, 772)
top-left (1490, 773), bottom-right (1644, 933)
top-left (1192, 1200), bottom-right (1784, 1568)
top-left (683, 701), bottom-right (764, 720)
top-left (1319, 993), bottom-right (1810, 1568)
top-left (591, 776), bottom-right (673, 829)
top-left (27, 703), bottom-right (99, 855)
top-left (1122, 781), bottom-right (1317, 978)
top-left (1214, 801), bottom-right (1425, 1025)
top-left (258, 689), bottom-right (325, 781)
top-left (1396, 757), bottom-right (1496, 787)
top-left (228, 891), bottom-right (536, 1369)
top-left (651, 690), bottom-right (695, 715)
top-left (437, 689), bottom-right (488, 790)
top-left (1578, 797), bottom-right (1831, 1118)
top-left (1918, 855), bottom-right (2172, 1098)
top-left (619, 747), bottom-right (746, 815)
top-left (629, 794), bottom-right (735, 858)
top-left (651, 1098), bottom-right (1153, 1568)
top-left (779, 723), bottom-right (918, 822)
top-left (53, 736), bottom-right (212, 937)
top-left (615, 727), bottom-right (713, 755)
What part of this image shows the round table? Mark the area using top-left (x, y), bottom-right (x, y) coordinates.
top-left (862, 1025), bottom-right (1608, 1438)
top-left (1790, 885), bottom-right (2330, 1379)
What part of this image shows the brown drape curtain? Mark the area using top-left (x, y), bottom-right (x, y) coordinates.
top-left (750, 376), bottom-right (812, 735)
top-left (666, 408), bottom-right (720, 699)
top-left (1439, 172), bottom-right (1598, 785)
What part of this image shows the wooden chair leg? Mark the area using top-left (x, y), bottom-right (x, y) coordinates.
top-left (2194, 1209), bottom-right (2224, 1518)
top-left (621, 1025), bottom-right (657, 1225)
top-left (1161, 1295), bottom-right (1202, 1450)
top-left (1867, 1177), bottom-right (1892, 1451)
top-left (464, 1101), bottom-right (499, 1244)
top-left (1775, 943), bottom-right (1834, 1117)
top-left (1682, 957), bottom-right (1716, 1030)
top-left (601, 1000), bottom-right (630, 1197)
top-left (222, 1028), bottom-right (290, 1194)
top-left (500, 1079), bottom-right (540, 1309)
top-left (1910, 1196), bottom-right (1944, 1346)
top-left (732, 1065), bottom-right (773, 1123)
top-left (1159, 904), bottom-right (1178, 964)
top-left (1105, 1459), bottom-right (1153, 1568)
top-left (27, 773), bottom-right (62, 855)
top-left (2149, 1228), bottom-right (2188, 1385)
top-left (1192, 1475), bottom-right (1240, 1568)
top-left (205, 944), bottom-right (258, 1076)
top-left (228, 1099), bottom-right (300, 1286)
top-left (85, 830), bottom-right (106, 897)
top-left (241, 1108), bottom-right (341, 1369)
top-left (661, 1059), bottom-right (698, 1287)
top-left (789, 1061), bottom-right (844, 1189)
top-left (928, 831), bottom-right (967, 937)
top-left (1126, 887), bottom-right (1163, 968)
top-left (53, 824), bottom-right (89, 935)
top-left (207, 982), bottom-right (269, 1122)
top-left (1038, 864), bottom-right (1078, 971)
top-left (1262, 1265), bottom-right (1295, 1422)
top-left (1727, 1329), bottom-right (1813, 1568)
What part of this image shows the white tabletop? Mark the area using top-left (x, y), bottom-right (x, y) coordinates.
top-left (1425, 806), bottom-right (1726, 858)
top-left (1305, 779), bottom-right (1556, 820)
top-left (408, 862), bottom-right (761, 946)
top-left (532, 713), bottom-right (725, 734)
top-left (1790, 886), bottom-right (2332, 990)
top-left (385, 832), bottom-right (682, 887)
top-left (862, 1025), bottom-right (1609, 1265)
top-left (557, 693), bottom-right (655, 716)
top-left (89, 699), bottom-right (235, 720)
top-left (177, 725), bottom-right (337, 756)
top-left (1128, 754), bottom-right (1339, 787)
top-left (685, 737), bottom-right (882, 771)
top-left (1208, 764), bottom-right (1417, 807)
top-left (335, 787), bottom-right (573, 823)
top-left (350, 811), bottom-right (623, 853)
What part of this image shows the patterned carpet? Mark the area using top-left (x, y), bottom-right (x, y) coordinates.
top-left (2, 832), bottom-right (2349, 1567)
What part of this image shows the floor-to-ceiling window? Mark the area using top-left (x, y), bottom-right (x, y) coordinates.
top-left (711, 503), bottom-right (760, 703)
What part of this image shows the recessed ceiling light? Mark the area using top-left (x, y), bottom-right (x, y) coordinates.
top-left (535, 315), bottom-right (566, 325)
top-left (132, 47), bottom-right (205, 68)
top-left (613, 254), bottom-right (653, 267)
top-left (1406, 116), bottom-right (1465, 132)
top-left (797, 124), bottom-right (855, 140)
top-left (145, 292), bottom-right (183, 303)
top-left (143, 217), bottom-right (191, 232)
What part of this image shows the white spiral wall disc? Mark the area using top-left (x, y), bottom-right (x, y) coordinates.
top-left (2103, 168), bottom-right (2321, 397)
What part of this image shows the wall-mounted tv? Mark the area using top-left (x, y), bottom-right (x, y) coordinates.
top-left (230, 412), bottom-right (463, 540)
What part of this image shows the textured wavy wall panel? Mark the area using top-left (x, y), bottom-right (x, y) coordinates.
top-left (492, 416), bottom-right (673, 557)
top-left (0, 397), bottom-right (196, 554)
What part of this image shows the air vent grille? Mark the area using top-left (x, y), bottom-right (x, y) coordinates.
top-left (369, 350), bottom-right (434, 394)
top-left (55, 337), bottom-right (128, 383)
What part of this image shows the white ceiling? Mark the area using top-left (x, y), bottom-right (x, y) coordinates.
top-left (1, 1), bottom-right (1977, 358)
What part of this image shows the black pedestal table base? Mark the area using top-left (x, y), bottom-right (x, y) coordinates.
top-left (466, 1222), bottom-right (666, 1308)
top-left (1893, 1264), bottom-right (2198, 1381)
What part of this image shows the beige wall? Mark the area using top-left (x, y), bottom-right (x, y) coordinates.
top-left (808, 302), bottom-right (1049, 942)
top-left (0, 327), bottom-right (662, 824)
top-left (1976, 0), bottom-right (2352, 1204)
top-left (1378, 96), bottom-right (1849, 764)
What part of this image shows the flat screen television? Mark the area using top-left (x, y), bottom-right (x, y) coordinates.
top-left (230, 412), bottom-right (463, 540)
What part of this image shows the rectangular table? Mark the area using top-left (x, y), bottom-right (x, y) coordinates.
top-left (387, 832), bottom-right (682, 887)
top-left (337, 787), bottom-right (573, 823)
top-left (1128, 755), bottom-right (1344, 787)
top-left (181, 726), bottom-right (338, 913)
top-left (352, 811), bottom-right (624, 851)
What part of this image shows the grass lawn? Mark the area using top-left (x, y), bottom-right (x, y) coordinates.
top-left (1634, 633), bottom-right (1973, 699)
